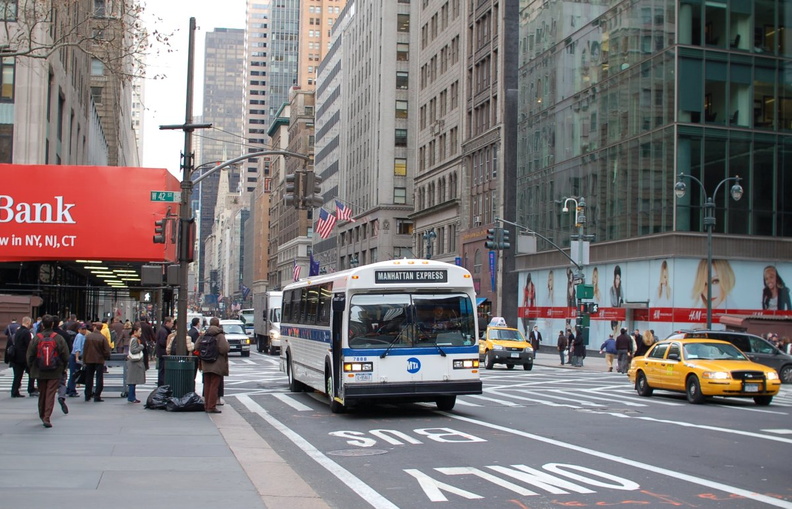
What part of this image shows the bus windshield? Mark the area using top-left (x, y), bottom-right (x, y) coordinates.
top-left (347, 293), bottom-right (476, 349)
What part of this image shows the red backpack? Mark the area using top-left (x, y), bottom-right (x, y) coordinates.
top-left (36, 332), bottom-right (60, 371)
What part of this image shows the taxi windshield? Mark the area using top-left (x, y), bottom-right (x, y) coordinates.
top-left (683, 342), bottom-right (747, 360)
top-left (490, 329), bottom-right (526, 342)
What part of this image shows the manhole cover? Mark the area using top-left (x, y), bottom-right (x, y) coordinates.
top-left (327, 449), bottom-right (389, 457)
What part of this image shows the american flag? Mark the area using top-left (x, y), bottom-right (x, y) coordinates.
top-left (292, 260), bottom-right (301, 281)
top-left (316, 208), bottom-right (337, 239)
top-left (335, 200), bottom-right (356, 222)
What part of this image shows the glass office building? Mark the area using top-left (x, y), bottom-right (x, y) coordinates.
top-left (515, 0), bottom-right (791, 338)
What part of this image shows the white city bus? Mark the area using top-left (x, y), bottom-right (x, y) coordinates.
top-left (279, 259), bottom-right (482, 412)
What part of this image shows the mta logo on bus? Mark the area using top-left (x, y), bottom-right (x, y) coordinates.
top-left (407, 357), bottom-right (421, 373)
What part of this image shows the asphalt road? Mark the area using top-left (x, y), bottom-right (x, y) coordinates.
top-left (222, 351), bottom-right (792, 509)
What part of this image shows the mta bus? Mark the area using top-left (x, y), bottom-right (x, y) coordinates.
top-left (279, 259), bottom-right (482, 412)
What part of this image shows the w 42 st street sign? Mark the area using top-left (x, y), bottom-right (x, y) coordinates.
top-left (150, 191), bottom-right (181, 202)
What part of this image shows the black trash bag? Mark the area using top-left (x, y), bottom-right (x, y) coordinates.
top-left (165, 391), bottom-right (205, 412)
top-left (145, 385), bottom-right (172, 409)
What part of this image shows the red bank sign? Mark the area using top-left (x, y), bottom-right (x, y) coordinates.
top-left (0, 164), bottom-right (180, 262)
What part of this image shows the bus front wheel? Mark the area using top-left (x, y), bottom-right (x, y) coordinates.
top-left (325, 369), bottom-right (345, 413)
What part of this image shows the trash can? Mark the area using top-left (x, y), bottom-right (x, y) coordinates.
top-left (163, 355), bottom-right (197, 398)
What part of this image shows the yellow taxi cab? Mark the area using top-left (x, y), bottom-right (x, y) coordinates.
top-left (479, 317), bottom-right (534, 370)
top-left (628, 338), bottom-right (781, 405)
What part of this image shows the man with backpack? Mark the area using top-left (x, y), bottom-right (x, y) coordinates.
top-left (195, 317), bottom-right (230, 414)
top-left (25, 315), bottom-right (69, 428)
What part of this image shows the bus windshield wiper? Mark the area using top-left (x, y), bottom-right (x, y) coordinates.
top-left (426, 339), bottom-right (447, 357)
top-left (380, 325), bottom-right (411, 358)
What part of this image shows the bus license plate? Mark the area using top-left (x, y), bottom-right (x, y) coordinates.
top-left (355, 373), bottom-right (372, 382)
top-left (743, 383), bottom-right (759, 392)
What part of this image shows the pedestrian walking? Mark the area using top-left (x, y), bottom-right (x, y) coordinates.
top-left (65, 322), bottom-right (88, 397)
top-left (634, 329), bottom-right (655, 357)
top-left (9, 316), bottom-right (35, 397)
top-left (529, 325), bottom-right (542, 353)
top-left (83, 322), bottom-right (111, 402)
top-left (615, 327), bottom-right (633, 373)
top-left (125, 324), bottom-right (147, 403)
top-left (600, 334), bottom-right (617, 372)
top-left (557, 330), bottom-right (568, 365)
top-left (195, 317), bottom-right (230, 413)
top-left (155, 317), bottom-right (173, 386)
top-left (572, 329), bottom-right (586, 367)
top-left (25, 315), bottom-right (69, 428)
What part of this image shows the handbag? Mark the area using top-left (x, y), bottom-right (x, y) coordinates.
top-left (73, 366), bottom-right (86, 385)
top-left (128, 350), bottom-right (143, 361)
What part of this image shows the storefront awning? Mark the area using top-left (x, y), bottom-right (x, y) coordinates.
top-left (476, 298), bottom-right (488, 306)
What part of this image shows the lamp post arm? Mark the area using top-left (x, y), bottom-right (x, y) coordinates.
top-left (711, 176), bottom-right (741, 200)
top-left (495, 217), bottom-right (582, 271)
top-left (191, 150), bottom-right (313, 185)
top-left (677, 172), bottom-right (707, 201)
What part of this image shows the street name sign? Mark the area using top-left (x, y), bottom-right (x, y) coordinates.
top-left (150, 191), bottom-right (181, 202)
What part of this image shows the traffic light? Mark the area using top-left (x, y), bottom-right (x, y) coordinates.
top-left (303, 171), bottom-right (323, 208)
top-left (485, 228), bottom-right (498, 249)
top-left (153, 219), bottom-right (166, 244)
top-left (588, 302), bottom-right (599, 314)
top-left (500, 228), bottom-right (511, 249)
top-left (284, 172), bottom-right (300, 209)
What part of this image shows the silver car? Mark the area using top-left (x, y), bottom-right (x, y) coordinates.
top-left (219, 319), bottom-right (251, 357)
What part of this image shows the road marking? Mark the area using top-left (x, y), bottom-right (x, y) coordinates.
top-left (273, 393), bottom-right (313, 411)
top-left (467, 394), bottom-right (519, 406)
top-left (237, 395), bottom-right (399, 509)
top-left (444, 411), bottom-right (792, 508)
top-left (763, 429), bottom-right (792, 434)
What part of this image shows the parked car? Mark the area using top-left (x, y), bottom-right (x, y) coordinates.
top-left (479, 321), bottom-right (534, 370)
top-left (628, 338), bottom-right (781, 405)
top-left (219, 319), bottom-right (251, 357)
top-left (665, 330), bottom-right (792, 384)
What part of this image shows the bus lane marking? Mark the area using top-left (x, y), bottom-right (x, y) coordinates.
top-left (238, 395), bottom-right (400, 509)
top-left (273, 393), bottom-right (314, 411)
top-left (443, 411), bottom-right (792, 508)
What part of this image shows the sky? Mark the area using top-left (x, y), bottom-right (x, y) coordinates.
top-left (141, 0), bottom-right (246, 176)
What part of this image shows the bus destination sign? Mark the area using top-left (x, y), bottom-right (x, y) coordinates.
top-left (375, 270), bottom-right (448, 284)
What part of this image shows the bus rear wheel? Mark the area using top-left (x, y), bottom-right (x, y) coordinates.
top-left (287, 353), bottom-right (306, 392)
top-left (436, 396), bottom-right (456, 411)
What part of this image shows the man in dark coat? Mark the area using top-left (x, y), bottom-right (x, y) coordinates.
top-left (26, 315), bottom-right (69, 427)
top-left (83, 322), bottom-right (111, 401)
top-left (615, 327), bottom-right (634, 374)
top-left (556, 330), bottom-right (568, 365)
top-left (10, 316), bottom-right (35, 397)
top-left (155, 317), bottom-right (173, 386)
top-left (529, 325), bottom-right (542, 353)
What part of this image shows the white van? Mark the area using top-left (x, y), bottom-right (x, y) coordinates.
top-left (239, 308), bottom-right (254, 338)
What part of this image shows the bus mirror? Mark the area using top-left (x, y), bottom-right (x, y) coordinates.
top-left (332, 294), bottom-right (346, 312)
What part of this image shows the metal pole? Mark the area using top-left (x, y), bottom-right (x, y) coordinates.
top-left (174, 18), bottom-right (197, 356)
top-left (705, 198), bottom-right (714, 329)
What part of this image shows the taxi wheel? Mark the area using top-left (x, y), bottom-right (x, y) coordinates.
top-left (523, 363), bottom-right (533, 371)
top-left (686, 375), bottom-right (705, 404)
top-left (754, 395), bottom-right (773, 406)
top-left (485, 351), bottom-right (495, 370)
top-left (506, 364), bottom-right (515, 370)
top-left (636, 372), bottom-right (653, 397)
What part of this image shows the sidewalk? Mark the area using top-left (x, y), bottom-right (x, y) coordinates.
top-left (0, 366), bottom-right (329, 509)
top-left (0, 352), bottom-right (610, 509)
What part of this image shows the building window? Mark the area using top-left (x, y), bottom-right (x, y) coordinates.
top-left (395, 128), bottom-right (407, 146)
top-left (0, 1), bottom-right (17, 21)
top-left (394, 158), bottom-right (407, 176)
top-left (395, 100), bottom-right (408, 118)
top-left (397, 43), bottom-right (409, 61)
top-left (394, 187), bottom-right (407, 204)
top-left (91, 58), bottom-right (104, 76)
top-left (0, 56), bottom-right (14, 100)
top-left (91, 86), bottom-right (102, 104)
top-left (396, 219), bottom-right (413, 235)
top-left (396, 71), bottom-right (408, 89)
top-left (397, 14), bottom-right (410, 32)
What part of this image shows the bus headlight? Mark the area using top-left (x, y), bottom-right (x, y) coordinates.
top-left (453, 359), bottom-right (480, 369)
top-left (343, 362), bottom-right (374, 372)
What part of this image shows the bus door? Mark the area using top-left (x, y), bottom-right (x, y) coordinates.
top-left (331, 293), bottom-right (345, 396)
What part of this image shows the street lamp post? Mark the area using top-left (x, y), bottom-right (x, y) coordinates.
top-left (674, 173), bottom-right (744, 329)
top-left (562, 197), bottom-right (586, 279)
top-left (423, 229), bottom-right (437, 259)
